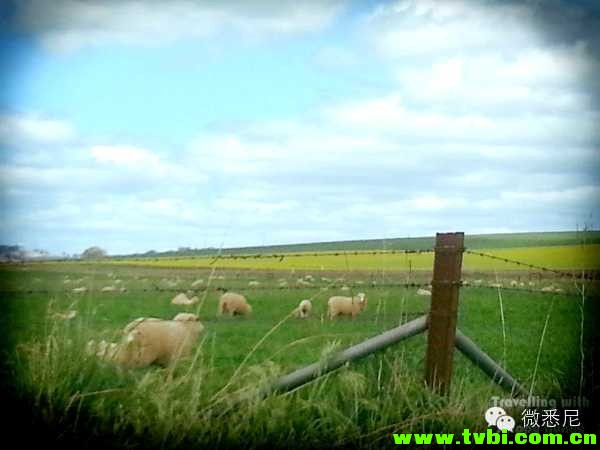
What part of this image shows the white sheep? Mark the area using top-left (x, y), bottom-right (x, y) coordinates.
top-left (191, 279), bottom-right (204, 288)
top-left (171, 293), bottom-right (199, 305)
top-left (218, 292), bottom-right (252, 316)
top-left (101, 286), bottom-right (117, 293)
top-left (107, 313), bottom-right (204, 369)
top-left (327, 293), bottom-right (367, 319)
top-left (72, 287), bottom-right (87, 293)
top-left (510, 280), bottom-right (518, 287)
top-left (416, 288), bottom-right (431, 296)
top-left (248, 280), bottom-right (260, 287)
top-left (541, 285), bottom-right (555, 292)
top-left (295, 299), bottom-right (312, 319)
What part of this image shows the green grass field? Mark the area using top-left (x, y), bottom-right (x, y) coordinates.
top-left (0, 236), bottom-right (598, 449)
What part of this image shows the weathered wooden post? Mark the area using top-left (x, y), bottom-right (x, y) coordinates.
top-left (425, 232), bottom-right (464, 394)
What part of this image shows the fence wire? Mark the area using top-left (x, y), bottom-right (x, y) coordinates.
top-left (464, 250), bottom-right (595, 280)
top-left (0, 281), bottom-right (435, 296)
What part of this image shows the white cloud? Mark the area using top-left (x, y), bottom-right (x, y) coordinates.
top-left (15, 0), bottom-right (345, 52)
top-left (0, 114), bottom-right (76, 143)
top-left (90, 145), bottom-right (161, 166)
top-left (365, 0), bottom-right (540, 58)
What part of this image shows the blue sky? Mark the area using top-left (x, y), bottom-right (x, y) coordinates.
top-left (1, 0), bottom-right (599, 255)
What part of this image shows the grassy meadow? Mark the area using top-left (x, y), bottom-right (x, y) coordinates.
top-left (0, 237), bottom-right (598, 449)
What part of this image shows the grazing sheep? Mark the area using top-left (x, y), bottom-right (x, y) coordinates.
top-left (489, 283), bottom-right (502, 288)
top-left (510, 280), bottom-right (518, 287)
top-left (473, 279), bottom-right (483, 286)
top-left (120, 287), bottom-right (128, 293)
top-left (218, 292), bottom-right (252, 316)
top-left (248, 280), bottom-right (260, 287)
top-left (278, 281), bottom-right (288, 288)
top-left (340, 285), bottom-right (350, 292)
top-left (171, 293), bottom-right (199, 305)
top-left (111, 313), bottom-right (204, 368)
top-left (191, 279), bottom-right (204, 288)
top-left (416, 288), bottom-right (431, 296)
top-left (295, 299), bottom-right (312, 318)
top-left (529, 281), bottom-right (536, 287)
top-left (541, 286), bottom-right (555, 292)
top-left (72, 287), bottom-right (87, 293)
top-left (63, 279), bottom-right (72, 284)
top-left (328, 293), bottom-right (367, 319)
top-left (101, 286), bottom-right (117, 293)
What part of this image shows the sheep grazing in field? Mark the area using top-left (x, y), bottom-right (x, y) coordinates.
top-left (110, 313), bottom-right (204, 369)
top-left (541, 285), bottom-right (555, 292)
top-left (327, 293), bottom-right (367, 319)
top-left (278, 281), bottom-right (288, 288)
top-left (101, 286), bottom-right (117, 293)
top-left (295, 299), bottom-right (312, 319)
top-left (53, 309), bottom-right (77, 320)
top-left (473, 279), bottom-right (483, 286)
top-left (489, 283), bottom-right (502, 288)
top-left (191, 279), bottom-right (204, 288)
top-left (248, 280), bottom-right (260, 287)
top-left (218, 292), bottom-right (252, 316)
top-left (171, 292), bottom-right (199, 306)
top-left (510, 280), bottom-right (518, 287)
top-left (340, 285), bottom-right (350, 292)
top-left (72, 287), bottom-right (87, 293)
top-left (416, 288), bottom-right (431, 296)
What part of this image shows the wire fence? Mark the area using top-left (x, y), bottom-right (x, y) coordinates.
top-left (1, 244), bottom-right (596, 297)
top-left (3, 248), bottom-right (436, 265)
top-left (464, 250), bottom-right (595, 280)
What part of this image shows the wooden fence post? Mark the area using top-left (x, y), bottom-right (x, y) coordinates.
top-left (425, 232), bottom-right (464, 394)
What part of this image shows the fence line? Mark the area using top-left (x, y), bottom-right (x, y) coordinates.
top-left (2, 280), bottom-right (585, 297)
top-left (4, 248), bottom-right (435, 265)
top-left (0, 281), bottom-right (435, 296)
top-left (464, 250), bottom-right (594, 279)
top-left (461, 284), bottom-right (575, 296)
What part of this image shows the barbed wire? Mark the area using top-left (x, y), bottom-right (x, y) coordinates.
top-left (3, 248), bottom-right (435, 265)
top-left (2, 279), bottom-right (589, 297)
top-left (461, 283), bottom-right (577, 296)
top-left (0, 281), bottom-right (435, 296)
top-left (464, 250), bottom-right (596, 280)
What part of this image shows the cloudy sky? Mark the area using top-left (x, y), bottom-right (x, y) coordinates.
top-left (1, 0), bottom-right (599, 255)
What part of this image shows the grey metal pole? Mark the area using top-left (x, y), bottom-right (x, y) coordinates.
top-left (455, 328), bottom-right (528, 397)
top-left (260, 315), bottom-right (429, 397)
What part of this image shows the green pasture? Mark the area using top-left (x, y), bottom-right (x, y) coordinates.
top-left (0, 260), bottom-right (596, 449)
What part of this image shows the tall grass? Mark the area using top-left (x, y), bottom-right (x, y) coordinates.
top-left (12, 309), bottom-right (527, 449)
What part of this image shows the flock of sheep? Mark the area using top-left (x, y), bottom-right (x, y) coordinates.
top-left (86, 289), bottom-right (368, 370)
